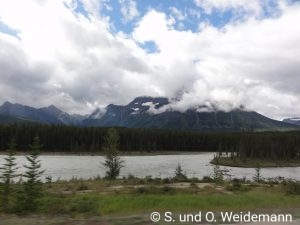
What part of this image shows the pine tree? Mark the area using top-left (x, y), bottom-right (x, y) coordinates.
top-left (253, 164), bottom-right (262, 183)
top-left (22, 136), bottom-right (45, 211)
top-left (102, 128), bottom-right (124, 179)
top-left (0, 139), bottom-right (19, 212)
top-left (212, 164), bottom-right (223, 184)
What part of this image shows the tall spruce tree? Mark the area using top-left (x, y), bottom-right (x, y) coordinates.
top-left (102, 128), bottom-right (124, 179)
top-left (22, 136), bottom-right (45, 211)
top-left (0, 139), bottom-right (19, 212)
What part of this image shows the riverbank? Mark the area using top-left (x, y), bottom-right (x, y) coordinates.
top-left (211, 157), bottom-right (300, 168)
top-left (1, 178), bottom-right (300, 224)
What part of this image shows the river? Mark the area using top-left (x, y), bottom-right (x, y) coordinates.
top-left (0, 153), bottom-right (299, 181)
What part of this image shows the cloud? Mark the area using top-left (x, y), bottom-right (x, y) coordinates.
top-left (193, 0), bottom-right (285, 22)
top-left (194, 0), bottom-right (263, 14)
top-left (132, 4), bottom-right (300, 119)
top-left (0, 0), bottom-right (149, 113)
top-left (119, 0), bottom-right (140, 23)
top-left (0, 0), bottom-right (300, 120)
top-left (169, 7), bottom-right (186, 21)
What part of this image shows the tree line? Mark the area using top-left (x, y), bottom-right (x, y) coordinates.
top-left (0, 124), bottom-right (299, 160)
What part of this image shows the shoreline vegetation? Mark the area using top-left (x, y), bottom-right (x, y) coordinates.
top-left (211, 157), bottom-right (300, 168)
top-left (1, 175), bottom-right (300, 217)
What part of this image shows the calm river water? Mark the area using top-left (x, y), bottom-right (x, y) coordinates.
top-left (0, 153), bottom-right (300, 181)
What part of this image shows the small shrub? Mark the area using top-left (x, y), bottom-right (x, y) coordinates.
top-left (226, 179), bottom-right (250, 192)
top-left (138, 179), bottom-right (145, 185)
top-left (162, 178), bottom-right (171, 184)
top-left (38, 196), bottom-right (68, 215)
top-left (145, 175), bottom-right (153, 183)
top-left (93, 175), bottom-right (102, 180)
top-left (284, 181), bottom-right (300, 195)
top-left (154, 178), bottom-right (162, 184)
top-left (70, 198), bottom-right (99, 214)
top-left (173, 164), bottom-right (188, 182)
top-left (202, 176), bottom-right (214, 183)
top-left (135, 187), bottom-right (149, 194)
top-left (127, 174), bottom-right (137, 180)
top-left (77, 183), bottom-right (89, 191)
top-left (189, 177), bottom-right (199, 187)
top-left (232, 178), bottom-right (242, 188)
top-left (45, 176), bottom-right (52, 184)
top-left (134, 186), bottom-right (175, 195)
top-left (160, 186), bottom-right (175, 194)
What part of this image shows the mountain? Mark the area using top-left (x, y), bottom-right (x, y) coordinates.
top-left (0, 102), bottom-right (86, 125)
top-left (0, 98), bottom-right (299, 132)
top-left (40, 105), bottom-right (85, 125)
top-left (82, 97), bottom-right (169, 127)
top-left (283, 118), bottom-right (300, 126)
top-left (81, 97), bottom-right (299, 132)
top-left (0, 102), bottom-right (61, 124)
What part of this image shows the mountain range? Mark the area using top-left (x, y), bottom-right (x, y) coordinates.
top-left (283, 118), bottom-right (300, 126)
top-left (0, 97), bottom-right (299, 132)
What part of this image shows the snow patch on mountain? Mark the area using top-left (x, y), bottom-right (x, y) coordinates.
top-left (289, 118), bottom-right (300, 121)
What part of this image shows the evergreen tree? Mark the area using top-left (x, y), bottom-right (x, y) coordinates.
top-left (253, 164), bottom-right (262, 183)
top-left (102, 128), bottom-right (124, 179)
top-left (22, 136), bottom-right (45, 211)
top-left (0, 139), bottom-right (19, 212)
top-left (212, 164), bottom-right (223, 184)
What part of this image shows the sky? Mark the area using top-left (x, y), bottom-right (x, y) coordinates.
top-left (0, 0), bottom-right (300, 119)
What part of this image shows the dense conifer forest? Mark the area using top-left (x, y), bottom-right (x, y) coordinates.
top-left (0, 124), bottom-right (299, 160)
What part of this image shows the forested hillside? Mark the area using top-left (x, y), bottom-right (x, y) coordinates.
top-left (0, 124), bottom-right (299, 161)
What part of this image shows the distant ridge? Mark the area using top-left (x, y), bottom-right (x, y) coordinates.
top-left (283, 117), bottom-right (300, 126)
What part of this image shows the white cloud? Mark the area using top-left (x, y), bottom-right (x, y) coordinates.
top-left (188, 8), bottom-right (201, 19)
top-left (132, 4), bottom-right (300, 119)
top-left (0, 0), bottom-right (300, 120)
top-left (169, 7), bottom-right (186, 21)
top-left (193, 0), bottom-right (287, 22)
top-left (119, 0), bottom-right (140, 23)
top-left (0, 0), bottom-right (149, 113)
top-left (194, 0), bottom-right (262, 15)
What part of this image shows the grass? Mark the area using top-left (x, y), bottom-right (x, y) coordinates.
top-left (2, 176), bottom-right (300, 220)
top-left (211, 157), bottom-right (300, 168)
top-left (34, 183), bottom-right (300, 216)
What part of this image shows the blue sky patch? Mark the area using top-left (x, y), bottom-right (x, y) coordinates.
top-left (0, 21), bottom-right (19, 37)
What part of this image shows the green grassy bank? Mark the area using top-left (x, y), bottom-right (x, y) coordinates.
top-left (37, 190), bottom-right (300, 216)
top-left (211, 157), bottom-right (300, 168)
